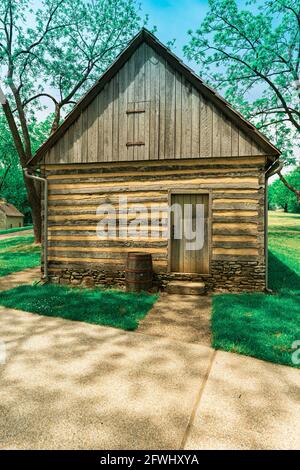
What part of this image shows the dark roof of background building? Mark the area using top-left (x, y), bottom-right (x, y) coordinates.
top-left (0, 201), bottom-right (24, 217)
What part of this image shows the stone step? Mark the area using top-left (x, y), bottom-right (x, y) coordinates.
top-left (166, 280), bottom-right (206, 295)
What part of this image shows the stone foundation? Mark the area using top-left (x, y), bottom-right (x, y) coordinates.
top-left (49, 259), bottom-right (266, 293)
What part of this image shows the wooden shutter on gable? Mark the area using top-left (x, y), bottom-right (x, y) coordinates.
top-left (126, 101), bottom-right (150, 160)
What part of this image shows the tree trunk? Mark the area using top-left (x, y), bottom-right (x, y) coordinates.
top-left (24, 176), bottom-right (42, 243)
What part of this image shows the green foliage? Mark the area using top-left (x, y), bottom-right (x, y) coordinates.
top-left (0, 114), bottom-right (52, 221)
top-left (269, 168), bottom-right (300, 213)
top-left (0, 234), bottom-right (40, 276)
top-left (0, 0), bottom-right (143, 123)
top-left (184, 0), bottom-right (300, 167)
top-left (212, 212), bottom-right (300, 368)
top-left (0, 284), bottom-right (158, 331)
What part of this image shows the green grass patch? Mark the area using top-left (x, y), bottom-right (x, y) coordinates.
top-left (212, 211), bottom-right (300, 368)
top-left (0, 235), bottom-right (40, 277)
top-left (0, 284), bottom-right (158, 331)
top-left (0, 225), bottom-right (33, 235)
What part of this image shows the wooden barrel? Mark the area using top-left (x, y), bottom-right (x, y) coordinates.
top-left (125, 253), bottom-right (153, 292)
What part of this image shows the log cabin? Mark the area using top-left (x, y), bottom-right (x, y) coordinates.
top-left (28, 29), bottom-right (281, 292)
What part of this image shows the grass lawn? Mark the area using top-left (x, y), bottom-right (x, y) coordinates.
top-left (0, 235), bottom-right (40, 277)
top-left (0, 284), bottom-right (157, 331)
top-left (212, 211), bottom-right (300, 368)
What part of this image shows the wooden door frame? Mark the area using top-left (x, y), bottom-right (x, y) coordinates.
top-left (167, 189), bottom-right (212, 275)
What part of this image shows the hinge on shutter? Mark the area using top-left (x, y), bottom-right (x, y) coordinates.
top-left (126, 109), bottom-right (145, 114)
top-left (126, 141), bottom-right (145, 147)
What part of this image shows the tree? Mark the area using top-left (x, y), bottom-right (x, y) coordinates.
top-left (0, 113), bottom-right (52, 222)
top-left (184, 0), bottom-right (300, 200)
top-left (269, 168), bottom-right (300, 212)
top-left (0, 0), bottom-right (142, 242)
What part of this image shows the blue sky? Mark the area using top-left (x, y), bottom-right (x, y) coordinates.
top-left (140, 0), bottom-right (209, 69)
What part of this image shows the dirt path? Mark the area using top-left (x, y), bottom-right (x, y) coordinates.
top-left (0, 229), bottom-right (33, 240)
top-left (0, 267), bottom-right (41, 292)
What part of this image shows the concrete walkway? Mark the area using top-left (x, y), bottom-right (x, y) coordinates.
top-left (0, 306), bottom-right (213, 449)
top-left (0, 306), bottom-right (299, 450)
top-left (137, 293), bottom-right (211, 346)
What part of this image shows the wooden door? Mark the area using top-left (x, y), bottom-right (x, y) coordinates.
top-left (170, 193), bottom-right (209, 273)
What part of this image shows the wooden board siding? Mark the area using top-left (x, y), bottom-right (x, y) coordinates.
top-left (42, 43), bottom-right (266, 166)
top-left (44, 157), bottom-right (265, 274)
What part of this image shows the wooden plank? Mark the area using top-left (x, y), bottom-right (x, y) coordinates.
top-left (49, 235), bottom-right (167, 242)
top-left (49, 202), bottom-right (168, 211)
top-left (58, 130), bottom-right (65, 163)
top-left (213, 241), bottom-right (258, 248)
top-left (98, 87), bottom-right (104, 161)
top-left (175, 71), bottom-right (182, 159)
top-left (49, 176), bottom-right (258, 190)
top-left (231, 125), bottom-right (239, 156)
top-left (213, 234), bottom-right (257, 242)
top-left (73, 114), bottom-right (82, 163)
top-left (199, 95), bottom-right (207, 157)
top-left (87, 94), bottom-right (98, 162)
top-left (81, 108), bottom-right (88, 163)
top-left (43, 155), bottom-right (266, 170)
top-left (239, 129), bottom-right (252, 156)
top-left (181, 78), bottom-right (192, 158)
top-left (112, 70), bottom-right (119, 161)
top-left (158, 55), bottom-right (166, 158)
top-left (48, 258), bottom-right (168, 268)
top-left (134, 45), bottom-right (145, 161)
top-left (49, 225), bottom-right (167, 232)
top-left (49, 183), bottom-right (261, 196)
top-left (103, 81), bottom-right (113, 162)
top-left (126, 53), bottom-right (135, 161)
top-left (191, 89), bottom-right (200, 158)
top-left (212, 106), bottom-right (221, 157)
top-left (48, 211), bottom-right (167, 221)
top-left (213, 247), bottom-right (259, 256)
top-left (213, 198), bottom-right (259, 204)
top-left (164, 63), bottom-right (175, 159)
top-left (135, 102), bottom-right (145, 160)
top-left (144, 46), bottom-right (151, 161)
top-left (47, 166), bottom-right (258, 181)
top-left (221, 114), bottom-right (232, 157)
top-left (213, 222), bottom-right (257, 231)
top-left (213, 210), bottom-right (258, 217)
top-left (48, 191), bottom-right (167, 201)
top-left (149, 48), bottom-right (160, 160)
top-left (118, 65), bottom-right (127, 161)
top-left (49, 245), bottom-right (165, 254)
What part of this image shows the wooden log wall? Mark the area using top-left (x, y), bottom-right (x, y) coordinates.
top-left (42, 42), bottom-right (265, 165)
top-left (43, 156), bottom-right (266, 275)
